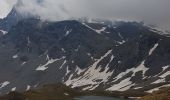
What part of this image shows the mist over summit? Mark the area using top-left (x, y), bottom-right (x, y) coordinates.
top-left (0, 0), bottom-right (170, 31)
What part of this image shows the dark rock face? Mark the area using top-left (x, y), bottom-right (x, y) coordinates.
top-left (0, 0), bottom-right (35, 32)
top-left (0, 7), bottom-right (23, 31)
top-left (0, 14), bottom-right (170, 94)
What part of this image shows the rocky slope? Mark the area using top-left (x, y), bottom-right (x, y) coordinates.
top-left (0, 5), bottom-right (170, 95)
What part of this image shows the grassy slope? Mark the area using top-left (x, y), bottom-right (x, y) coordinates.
top-left (0, 83), bottom-right (149, 100)
top-left (0, 84), bottom-right (79, 100)
top-left (139, 87), bottom-right (170, 100)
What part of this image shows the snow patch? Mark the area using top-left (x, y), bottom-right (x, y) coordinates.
top-left (82, 23), bottom-right (106, 34)
top-left (0, 30), bottom-right (8, 35)
top-left (153, 65), bottom-right (170, 77)
top-left (117, 41), bottom-right (126, 45)
top-left (149, 43), bottom-right (158, 56)
top-left (75, 66), bottom-right (85, 75)
top-left (59, 60), bottom-right (67, 69)
top-left (11, 87), bottom-right (16, 91)
top-left (132, 60), bottom-right (149, 78)
top-left (65, 50), bottom-right (113, 90)
top-left (61, 48), bottom-right (66, 52)
top-left (162, 66), bottom-right (169, 71)
top-left (95, 27), bottom-right (106, 34)
top-left (152, 78), bottom-right (165, 84)
top-left (65, 29), bottom-right (72, 36)
top-left (134, 87), bottom-right (143, 89)
top-left (12, 54), bottom-right (18, 59)
top-left (152, 70), bottom-right (170, 84)
top-left (65, 66), bottom-right (71, 76)
top-left (26, 85), bottom-right (31, 91)
top-left (118, 61), bottom-right (122, 64)
top-left (146, 84), bottom-right (170, 93)
top-left (36, 56), bottom-right (64, 71)
top-left (107, 77), bottom-right (134, 91)
top-left (112, 68), bottom-right (134, 83)
top-left (105, 55), bottom-right (114, 69)
top-left (159, 71), bottom-right (170, 78)
top-left (27, 37), bottom-right (31, 46)
top-left (112, 60), bottom-right (149, 83)
top-left (0, 81), bottom-right (10, 89)
top-left (21, 62), bottom-right (27, 66)
top-left (64, 93), bottom-right (69, 95)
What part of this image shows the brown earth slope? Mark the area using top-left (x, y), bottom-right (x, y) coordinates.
top-left (139, 87), bottom-right (170, 100)
top-left (0, 84), bottom-right (78, 100)
top-left (0, 83), bottom-right (148, 100)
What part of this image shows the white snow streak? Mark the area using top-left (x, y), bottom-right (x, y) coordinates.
top-left (152, 78), bottom-right (165, 84)
top-left (12, 54), bottom-right (18, 59)
top-left (0, 30), bottom-right (8, 35)
top-left (0, 81), bottom-right (10, 89)
top-left (75, 66), bottom-right (85, 75)
top-left (65, 29), bottom-right (72, 36)
top-left (107, 77), bottom-right (134, 91)
top-left (65, 50), bottom-right (113, 90)
top-left (162, 65), bottom-right (169, 71)
top-left (36, 56), bottom-right (64, 71)
top-left (134, 87), bottom-right (143, 89)
top-left (149, 43), bottom-right (158, 56)
top-left (159, 71), bottom-right (170, 78)
top-left (26, 85), bottom-right (31, 91)
top-left (112, 60), bottom-right (149, 83)
top-left (152, 69), bottom-right (170, 84)
top-left (59, 60), bottom-right (67, 69)
top-left (82, 23), bottom-right (106, 34)
top-left (107, 60), bottom-right (149, 91)
top-left (64, 93), bottom-right (69, 95)
top-left (11, 87), bottom-right (16, 91)
top-left (146, 84), bottom-right (170, 93)
top-left (65, 66), bottom-right (71, 76)
top-left (95, 27), bottom-right (106, 34)
top-left (132, 60), bottom-right (149, 78)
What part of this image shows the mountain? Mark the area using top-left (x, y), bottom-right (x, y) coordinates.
top-left (0, 7), bottom-right (23, 31)
top-left (0, 7), bottom-right (170, 96)
top-left (0, 0), bottom-right (35, 32)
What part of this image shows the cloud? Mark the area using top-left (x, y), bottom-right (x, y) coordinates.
top-left (1, 0), bottom-right (170, 30)
top-left (0, 0), bottom-right (17, 18)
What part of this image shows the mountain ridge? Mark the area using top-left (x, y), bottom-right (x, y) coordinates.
top-left (0, 5), bottom-right (170, 96)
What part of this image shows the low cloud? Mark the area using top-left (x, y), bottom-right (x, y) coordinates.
top-left (0, 0), bottom-right (17, 18)
top-left (1, 0), bottom-right (170, 30)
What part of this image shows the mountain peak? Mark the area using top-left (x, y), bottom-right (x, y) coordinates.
top-left (0, 1), bottom-right (37, 31)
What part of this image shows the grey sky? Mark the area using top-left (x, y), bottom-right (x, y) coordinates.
top-left (0, 0), bottom-right (170, 30)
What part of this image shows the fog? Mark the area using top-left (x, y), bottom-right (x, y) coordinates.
top-left (0, 0), bottom-right (170, 30)
top-left (0, 0), bottom-right (16, 18)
